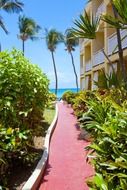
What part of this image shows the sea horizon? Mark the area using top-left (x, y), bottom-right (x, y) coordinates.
top-left (50, 88), bottom-right (79, 99)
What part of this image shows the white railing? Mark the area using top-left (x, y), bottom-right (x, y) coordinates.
top-left (80, 67), bottom-right (84, 75)
top-left (93, 49), bottom-right (105, 66)
top-left (85, 60), bottom-right (92, 72)
top-left (108, 29), bottom-right (127, 55)
top-left (96, 2), bottom-right (106, 18)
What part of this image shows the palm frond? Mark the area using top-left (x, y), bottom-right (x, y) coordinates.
top-left (112, 0), bottom-right (127, 24)
top-left (1, 0), bottom-right (24, 13)
top-left (18, 15), bottom-right (41, 41)
top-left (64, 28), bottom-right (78, 52)
top-left (0, 16), bottom-right (8, 34)
top-left (101, 0), bottom-right (127, 29)
top-left (101, 14), bottom-right (123, 29)
top-left (44, 28), bottom-right (63, 51)
top-left (72, 11), bottom-right (100, 39)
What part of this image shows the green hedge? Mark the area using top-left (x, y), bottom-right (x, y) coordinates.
top-left (0, 49), bottom-right (49, 187)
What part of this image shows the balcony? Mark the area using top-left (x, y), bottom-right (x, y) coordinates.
top-left (93, 49), bottom-right (105, 66)
top-left (108, 29), bottom-right (127, 55)
top-left (85, 60), bottom-right (92, 72)
top-left (96, 2), bottom-right (106, 18)
top-left (80, 67), bottom-right (84, 75)
top-left (80, 39), bottom-right (89, 52)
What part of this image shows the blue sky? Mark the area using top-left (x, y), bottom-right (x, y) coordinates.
top-left (0, 0), bottom-right (86, 89)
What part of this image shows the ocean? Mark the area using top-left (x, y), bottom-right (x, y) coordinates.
top-left (50, 88), bottom-right (79, 99)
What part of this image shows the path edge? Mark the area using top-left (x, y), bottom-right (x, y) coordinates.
top-left (22, 103), bottom-right (58, 190)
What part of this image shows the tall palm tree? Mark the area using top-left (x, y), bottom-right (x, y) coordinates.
top-left (64, 29), bottom-right (79, 92)
top-left (0, 0), bottom-right (23, 51)
top-left (45, 28), bottom-right (63, 95)
top-left (18, 15), bottom-right (41, 55)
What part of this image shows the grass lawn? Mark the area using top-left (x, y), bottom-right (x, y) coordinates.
top-left (43, 108), bottom-right (56, 125)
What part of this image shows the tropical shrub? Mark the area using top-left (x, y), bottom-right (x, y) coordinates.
top-left (0, 49), bottom-right (49, 186)
top-left (0, 49), bottom-right (49, 130)
top-left (94, 69), bottom-right (123, 89)
top-left (62, 91), bottom-right (77, 105)
top-left (73, 90), bottom-right (96, 118)
top-left (80, 89), bottom-right (127, 189)
top-left (46, 92), bottom-right (57, 109)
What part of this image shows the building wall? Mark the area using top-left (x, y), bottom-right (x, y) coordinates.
top-left (80, 0), bottom-right (127, 90)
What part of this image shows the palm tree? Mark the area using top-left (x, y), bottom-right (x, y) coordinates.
top-left (45, 28), bottom-right (63, 95)
top-left (18, 15), bottom-right (41, 55)
top-left (73, 0), bottom-right (127, 83)
top-left (0, 0), bottom-right (23, 51)
top-left (64, 29), bottom-right (79, 92)
top-left (102, 0), bottom-right (127, 82)
top-left (72, 11), bottom-right (114, 70)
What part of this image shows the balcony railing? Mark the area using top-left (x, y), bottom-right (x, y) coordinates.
top-left (85, 60), bottom-right (92, 72)
top-left (93, 49), bottom-right (105, 66)
top-left (80, 67), bottom-right (84, 75)
top-left (108, 29), bottom-right (127, 55)
top-left (96, 2), bottom-right (106, 18)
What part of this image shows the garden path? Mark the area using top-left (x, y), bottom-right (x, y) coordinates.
top-left (39, 101), bottom-right (94, 190)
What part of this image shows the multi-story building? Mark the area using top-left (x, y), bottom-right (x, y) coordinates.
top-left (80, 0), bottom-right (127, 90)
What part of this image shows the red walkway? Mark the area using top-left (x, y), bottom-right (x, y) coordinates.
top-left (39, 102), bottom-right (94, 190)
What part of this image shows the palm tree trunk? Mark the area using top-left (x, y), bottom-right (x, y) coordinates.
top-left (70, 51), bottom-right (79, 92)
top-left (101, 49), bottom-right (115, 72)
top-left (51, 51), bottom-right (58, 95)
top-left (111, 1), bottom-right (127, 82)
top-left (22, 40), bottom-right (25, 55)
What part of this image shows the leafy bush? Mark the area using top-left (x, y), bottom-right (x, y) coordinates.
top-left (72, 90), bottom-right (96, 118)
top-left (0, 49), bottom-right (49, 186)
top-left (46, 92), bottom-right (57, 109)
top-left (62, 91), bottom-right (77, 105)
top-left (94, 69), bottom-right (123, 89)
top-left (0, 49), bottom-right (49, 130)
top-left (80, 89), bottom-right (127, 189)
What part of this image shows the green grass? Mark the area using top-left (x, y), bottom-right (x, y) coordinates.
top-left (43, 108), bottom-right (55, 125)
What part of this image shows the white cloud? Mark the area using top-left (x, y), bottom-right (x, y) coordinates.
top-left (46, 71), bottom-right (79, 89)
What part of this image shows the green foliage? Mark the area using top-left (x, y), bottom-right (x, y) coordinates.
top-left (94, 69), bottom-right (123, 89)
top-left (62, 91), bottom-right (77, 105)
top-left (46, 92), bottom-right (56, 109)
top-left (102, 0), bottom-right (127, 29)
top-left (64, 28), bottom-right (78, 52)
top-left (0, 0), bottom-right (24, 34)
top-left (18, 15), bottom-right (41, 41)
top-left (0, 49), bottom-right (49, 130)
top-left (45, 28), bottom-right (64, 52)
top-left (73, 90), bottom-right (96, 118)
top-left (72, 11), bottom-right (100, 39)
top-left (80, 89), bottom-right (127, 189)
top-left (0, 49), bottom-right (49, 186)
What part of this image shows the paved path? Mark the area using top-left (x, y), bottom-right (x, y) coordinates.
top-left (39, 102), bottom-right (94, 190)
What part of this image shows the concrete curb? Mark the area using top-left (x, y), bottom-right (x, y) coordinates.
top-left (22, 103), bottom-right (58, 190)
